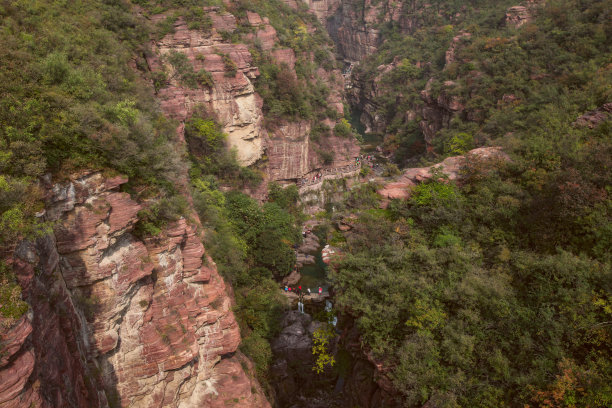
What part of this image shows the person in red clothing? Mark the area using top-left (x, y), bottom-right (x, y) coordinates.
top-left (318, 287), bottom-right (322, 294)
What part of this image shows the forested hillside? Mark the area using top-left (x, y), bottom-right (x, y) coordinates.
top-left (0, 0), bottom-right (610, 407)
top-left (327, 0), bottom-right (612, 406)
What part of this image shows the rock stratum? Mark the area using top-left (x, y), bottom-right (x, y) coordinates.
top-left (1, 172), bottom-right (269, 407)
top-left (148, 6), bottom-right (358, 183)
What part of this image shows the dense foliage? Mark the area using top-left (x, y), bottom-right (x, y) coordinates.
top-left (330, 107), bottom-right (611, 406)
top-left (0, 261), bottom-right (29, 322)
top-left (325, 0), bottom-right (612, 406)
top-left (331, 152), bottom-right (610, 406)
top-left (233, 0), bottom-right (341, 125)
top-left (192, 176), bottom-right (302, 391)
top-left (355, 0), bottom-right (611, 165)
top-left (0, 0), bottom-right (188, 253)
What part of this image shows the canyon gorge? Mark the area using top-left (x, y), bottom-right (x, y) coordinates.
top-left (1, 0), bottom-right (610, 407)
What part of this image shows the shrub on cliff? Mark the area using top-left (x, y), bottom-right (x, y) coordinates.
top-left (133, 195), bottom-right (190, 238)
top-left (0, 0), bottom-right (183, 193)
top-left (0, 262), bottom-right (29, 322)
top-left (333, 118), bottom-right (352, 138)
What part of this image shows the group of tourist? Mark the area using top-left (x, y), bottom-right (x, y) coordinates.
top-left (284, 285), bottom-right (323, 295)
top-left (283, 285), bottom-right (324, 314)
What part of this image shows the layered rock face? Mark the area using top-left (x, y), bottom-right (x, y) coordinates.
top-left (305, 0), bottom-right (410, 62)
top-left (325, 0), bottom-right (384, 62)
top-left (505, 1), bottom-right (543, 28)
top-left (148, 6), bottom-right (358, 183)
top-left (348, 33), bottom-right (471, 151)
top-left (271, 311), bottom-right (339, 407)
top-left (1, 173), bottom-right (269, 407)
top-left (148, 9), bottom-right (265, 166)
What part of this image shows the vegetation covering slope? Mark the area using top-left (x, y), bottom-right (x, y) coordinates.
top-left (355, 0), bottom-right (611, 164)
top-left (327, 0), bottom-right (612, 406)
top-left (0, 0), bottom-right (186, 246)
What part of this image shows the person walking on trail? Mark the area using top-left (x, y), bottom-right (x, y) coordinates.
top-left (318, 287), bottom-right (323, 295)
top-left (307, 288), bottom-right (311, 295)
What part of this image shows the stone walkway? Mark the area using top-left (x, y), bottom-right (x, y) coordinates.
top-left (281, 290), bottom-right (329, 304)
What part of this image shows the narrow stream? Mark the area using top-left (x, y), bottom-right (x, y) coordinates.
top-left (297, 245), bottom-right (330, 292)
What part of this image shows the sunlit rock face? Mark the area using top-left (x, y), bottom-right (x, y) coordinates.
top-left (148, 7), bottom-right (358, 183)
top-left (378, 147), bottom-right (510, 201)
top-left (1, 172), bottom-right (269, 407)
top-left (148, 10), bottom-right (265, 166)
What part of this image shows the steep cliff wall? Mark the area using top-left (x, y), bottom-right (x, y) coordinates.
top-left (148, 5), bottom-right (359, 184)
top-left (301, 0), bottom-right (418, 62)
top-left (1, 173), bottom-right (269, 407)
top-left (301, 0), bottom-right (475, 156)
top-left (0, 3), bottom-right (362, 406)
top-left (148, 9), bottom-right (265, 166)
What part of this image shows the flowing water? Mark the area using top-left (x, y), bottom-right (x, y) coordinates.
top-left (298, 247), bottom-right (330, 293)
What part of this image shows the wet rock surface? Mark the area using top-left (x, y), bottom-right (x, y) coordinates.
top-left (271, 311), bottom-right (332, 407)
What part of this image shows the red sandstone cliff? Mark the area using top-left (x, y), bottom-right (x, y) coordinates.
top-left (0, 172), bottom-right (269, 407)
top-left (147, 5), bottom-right (358, 185)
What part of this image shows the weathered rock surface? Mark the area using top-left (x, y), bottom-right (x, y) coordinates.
top-left (350, 52), bottom-right (469, 151)
top-left (271, 311), bottom-right (330, 407)
top-left (340, 320), bottom-right (401, 408)
top-left (505, 6), bottom-right (531, 27)
top-left (574, 102), bottom-right (612, 128)
top-left (378, 147), bottom-right (509, 200)
top-left (321, 244), bottom-right (337, 264)
top-left (1, 172), bottom-right (269, 408)
top-left (314, 0), bottom-right (409, 62)
top-left (282, 269), bottom-right (302, 286)
top-left (505, 1), bottom-right (544, 28)
top-left (148, 12), bottom-right (265, 166)
top-left (148, 7), bottom-right (359, 185)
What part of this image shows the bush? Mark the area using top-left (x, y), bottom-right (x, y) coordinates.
top-left (319, 150), bottom-right (334, 165)
top-left (221, 53), bottom-right (238, 77)
top-left (0, 262), bottom-right (29, 321)
top-left (133, 195), bottom-right (189, 238)
top-left (196, 69), bottom-right (214, 87)
top-left (333, 118), bottom-right (352, 138)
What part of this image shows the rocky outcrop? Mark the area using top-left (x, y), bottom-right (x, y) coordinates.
top-left (149, 7), bottom-right (359, 184)
top-left (418, 79), bottom-right (465, 146)
top-left (378, 147), bottom-right (509, 200)
top-left (505, 0), bottom-right (544, 28)
top-left (295, 231), bottom-right (320, 268)
top-left (505, 6), bottom-right (531, 27)
top-left (445, 32), bottom-right (471, 67)
top-left (348, 30), bottom-right (471, 150)
top-left (574, 102), bottom-right (612, 128)
top-left (1, 172), bottom-right (269, 407)
top-left (313, 0), bottom-right (414, 62)
top-left (271, 311), bottom-right (333, 407)
top-left (340, 320), bottom-right (401, 408)
top-left (148, 11), bottom-right (265, 166)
